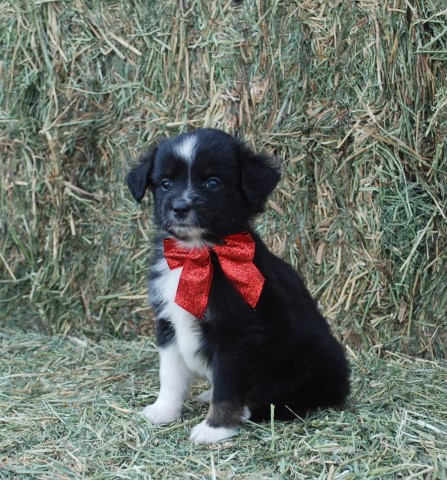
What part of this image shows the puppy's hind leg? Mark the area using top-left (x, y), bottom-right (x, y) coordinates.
top-left (142, 343), bottom-right (192, 424)
top-left (196, 388), bottom-right (212, 404)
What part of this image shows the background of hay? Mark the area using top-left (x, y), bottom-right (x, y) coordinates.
top-left (1, 0), bottom-right (446, 357)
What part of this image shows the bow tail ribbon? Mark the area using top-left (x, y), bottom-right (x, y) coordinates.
top-left (176, 249), bottom-right (213, 319)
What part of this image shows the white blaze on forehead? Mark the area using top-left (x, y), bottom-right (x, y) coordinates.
top-left (173, 135), bottom-right (198, 165)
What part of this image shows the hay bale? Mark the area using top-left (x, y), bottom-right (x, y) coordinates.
top-left (1, 0), bottom-right (446, 356)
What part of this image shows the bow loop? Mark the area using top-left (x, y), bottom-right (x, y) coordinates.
top-left (213, 233), bottom-right (264, 308)
top-left (163, 233), bottom-right (265, 319)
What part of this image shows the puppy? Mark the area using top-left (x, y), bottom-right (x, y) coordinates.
top-left (127, 128), bottom-right (350, 444)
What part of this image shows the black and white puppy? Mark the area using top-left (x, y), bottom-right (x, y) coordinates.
top-left (127, 128), bottom-right (350, 444)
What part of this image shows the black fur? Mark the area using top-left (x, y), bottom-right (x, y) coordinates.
top-left (128, 128), bottom-right (350, 429)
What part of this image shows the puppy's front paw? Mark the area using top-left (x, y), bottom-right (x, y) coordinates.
top-left (141, 400), bottom-right (181, 425)
top-left (190, 420), bottom-right (238, 444)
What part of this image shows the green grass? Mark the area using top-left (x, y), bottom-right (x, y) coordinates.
top-left (1, 2), bottom-right (446, 354)
top-left (1, 329), bottom-right (446, 479)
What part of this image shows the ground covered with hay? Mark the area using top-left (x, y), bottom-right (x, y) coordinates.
top-left (1, 329), bottom-right (446, 479)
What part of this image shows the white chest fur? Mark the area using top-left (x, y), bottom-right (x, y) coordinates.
top-left (150, 257), bottom-right (209, 378)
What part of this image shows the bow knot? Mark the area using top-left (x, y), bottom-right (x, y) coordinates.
top-left (163, 232), bottom-right (265, 319)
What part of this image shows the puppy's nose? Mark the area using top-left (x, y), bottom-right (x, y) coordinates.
top-left (172, 199), bottom-right (191, 218)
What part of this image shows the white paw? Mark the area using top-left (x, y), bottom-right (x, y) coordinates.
top-left (196, 389), bottom-right (212, 404)
top-left (141, 400), bottom-right (181, 425)
top-left (241, 406), bottom-right (251, 422)
top-left (190, 420), bottom-right (238, 444)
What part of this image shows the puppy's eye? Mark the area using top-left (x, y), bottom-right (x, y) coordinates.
top-left (205, 177), bottom-right (223, 191)
top-left (161, 179), bottom-right (174, 191)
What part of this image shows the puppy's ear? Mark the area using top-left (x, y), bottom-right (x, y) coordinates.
top-left (126, 148), bottom-right (157, 202)
top-left (240, 147), bottom-right (281, 205)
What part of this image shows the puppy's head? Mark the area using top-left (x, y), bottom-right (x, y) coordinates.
top-left (127, 129), bottom-right (280, 245)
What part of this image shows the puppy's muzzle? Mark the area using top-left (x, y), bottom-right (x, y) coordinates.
top-left (165, 197), bottom-right (205, 241)
top-left (172, 198), bottom-right (191, 220)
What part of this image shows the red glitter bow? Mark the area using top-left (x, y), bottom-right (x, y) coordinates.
top-left (163, 232), bottom-right (265, 319)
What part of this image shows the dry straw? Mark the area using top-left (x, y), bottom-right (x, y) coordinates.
top-left (1, 330), bottom-right (446, 478)
top-left (1, 0), bottom-right (446, 358)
